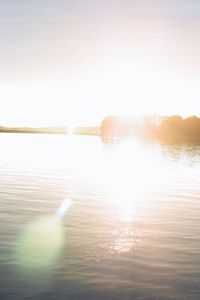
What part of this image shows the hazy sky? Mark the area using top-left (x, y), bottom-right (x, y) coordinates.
top-left (0, 0), bottom-right (200, 125)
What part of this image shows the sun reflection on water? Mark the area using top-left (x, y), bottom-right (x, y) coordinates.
top-left (94, 139), bottom-right (170, 255)
top-left (111, 224), bottom-right (142, 254)
top-left (58, 138), bottom-right (171, 257)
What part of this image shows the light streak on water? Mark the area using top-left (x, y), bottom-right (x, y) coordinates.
top-left (56, 198), bottom-right (71, 220)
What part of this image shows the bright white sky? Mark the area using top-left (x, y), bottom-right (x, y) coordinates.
top-left (1, 74), bottom-right (200, 127)
top-left (0, 0), bottom-right (200, 126)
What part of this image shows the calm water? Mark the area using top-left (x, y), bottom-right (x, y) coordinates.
top-left (0, 134), bottom-right (200, 300)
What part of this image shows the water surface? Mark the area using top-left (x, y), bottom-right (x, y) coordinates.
top-left (0, 134), bottom-right (200, 299)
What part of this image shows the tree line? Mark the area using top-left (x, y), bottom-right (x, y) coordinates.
top-left (101, 115), bottom-right (200, 143)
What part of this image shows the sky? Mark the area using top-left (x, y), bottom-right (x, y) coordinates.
top-left (0, 0), bottom-right (200, 126)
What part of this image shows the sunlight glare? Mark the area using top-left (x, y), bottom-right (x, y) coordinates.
top-left (99, 139), bottom-right (174, 254)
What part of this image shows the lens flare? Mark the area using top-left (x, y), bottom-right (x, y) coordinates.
top-left (56, 199), bottom-right (71, 220)
top-left (15, 199), bottom-right (71, 273)
top-left (15, 217), bottom-right (63, 271)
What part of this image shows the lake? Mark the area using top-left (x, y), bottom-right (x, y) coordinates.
top-left (0, 134), bottom-right (200, 299)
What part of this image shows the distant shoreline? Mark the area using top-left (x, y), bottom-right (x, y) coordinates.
top-left (3, 115), bottom-right (200, 144)
top-left (0, 127), bottom-right (66, 134)
top-left (0, 126), bottom-right (101, 136)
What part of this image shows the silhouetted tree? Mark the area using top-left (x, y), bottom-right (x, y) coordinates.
top-left (156, 115), bottom-right (200, 143)
top-left (101, 114), bottom-right (200, 143)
